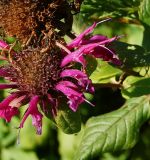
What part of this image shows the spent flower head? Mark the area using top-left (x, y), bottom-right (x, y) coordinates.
top-left (0, 20), bottom-right (121, 134)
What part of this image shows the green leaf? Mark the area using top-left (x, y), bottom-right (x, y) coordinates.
top-left (2, 36), bottom-right (22, 51)
top-left (54, 102), bottom-right (81, 134)
top-left (110, 41), bottom-right (150, 69)
top-left (110, 41), bottom-right (150, 77)
top-left (90, 60), bottom-right (122, 83)
top-left (139, 0), bottom-right (150, 26)
top-left (81, 0), bottom-right (140, 21)
top-left (86, 55), bottom-right (98, 76)
top-left (122, 76), bottom-right (150, 99)
top-left (142, 23), bottom-right (150, 51)
top-left (5, 36), bottom-right (16, 43)
top-left (74, 96), bottom-right (150, 160)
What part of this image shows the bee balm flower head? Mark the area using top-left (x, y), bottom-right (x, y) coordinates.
top-left (0, 20), bottom-right (121, 134)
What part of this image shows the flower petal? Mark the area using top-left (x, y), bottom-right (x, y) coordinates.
top-left (92, 45), bottom-right (122, 65)
top-left (0, 40), bottom-right (9, 49)
top-left (67, 22), bottom-right (97, 49)
top-left (0, 67), bottom-right (10, 77)
top-left (61, 52), bottom-right (86, 67)
top-left (47, 94), bottom-right (58, 116)
top-left (0, 93), bottom-right (20, 122)
top-left (19, 95), bottom-right (43, 135)
top-left (9, 95), bottom-right (26, 108)
top-left (0, 106), bottom-right (19, 122)
top-left (41, 95), bottom-right (58, 117)
top-left (81, 35), bottom-right (108, 45)
top-left (56, 80), bottom-right (78, 89)
top-left (0, 83), bottom-right (18, 89)
top-left (56, 81), bottom-right (84, 111)
top-left (0, 93), bottom-right (19, 108)
top-left (67, 18), bottom-right (111, 49)
top-left (60, 69), bottom-right (94, 93)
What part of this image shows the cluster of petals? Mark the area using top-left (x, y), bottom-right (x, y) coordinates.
top-left (0, 19), bottom-right (121, 134)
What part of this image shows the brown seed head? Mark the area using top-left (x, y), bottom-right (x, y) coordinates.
top-left (8, 44), bottom-right (63, 96)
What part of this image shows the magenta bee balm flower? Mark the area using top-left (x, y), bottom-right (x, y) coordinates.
top-left (0, 21), bottom-right (121, 135)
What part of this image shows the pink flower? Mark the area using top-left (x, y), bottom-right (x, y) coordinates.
top-left (0, 20), bottom-right (121, 134)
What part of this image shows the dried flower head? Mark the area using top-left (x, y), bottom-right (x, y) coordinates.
top-left (0, 0), bottom-right (73, 45)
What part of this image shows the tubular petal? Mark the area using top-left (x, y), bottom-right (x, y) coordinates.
top-left (0, 93), bottom-right (19, 122)
top-left (9, 95), bottom-right (26, 108)
top-left (67, 18), bottom-right (111, 49)
top-left (0, 68), bottom-right (10, 77)
top-left (0, 83), bottom-right (18, 89)
top-left (19, 95), bottom-right (43, 135)
top-left (67, 22), bottom-right (97, 49)
top-left (92, 45), bottom-right (122, 65)
top-left (61, 36), bottom-right (119, 67)
top-left (0, 93), bottom-right (19, 109)
top-left (47, 94), bottom-right (58, 116)
top-left (0, 107), bottom-right (19, 122)
top-left (56, 81), bottom-right (84, 111)
top-left (60, 69), bottom-right (94, 93)
top-left (0, 40), bottom-right (9, 49)
top-left (81, 35), bottom-right (107, 45)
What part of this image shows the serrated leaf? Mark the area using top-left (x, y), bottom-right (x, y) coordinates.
top-left (139, 0), bottom-right (150, 26)
top-left (74, 96), bottom-right (150, 160)
top-left (122, 76), bottom-right (150, 99)
top-left (90, 60), bottom-right (122, 83)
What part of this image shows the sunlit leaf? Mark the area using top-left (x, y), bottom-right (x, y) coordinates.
top-left (122, 76), bottom-right (150, 99)
top-left (90, 60), bottom-right (122, 83)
